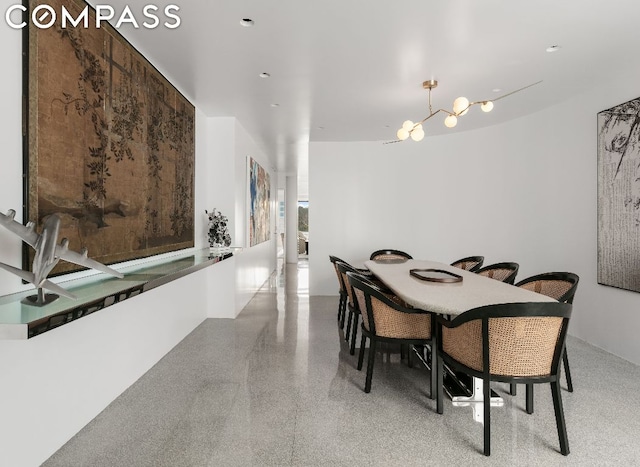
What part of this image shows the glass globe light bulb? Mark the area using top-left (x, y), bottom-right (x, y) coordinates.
top-left (413, 123), bottom-right (423, 132)
top-left (411, 128), bottom-right (425, 141)
top-left (444, 115), bottom-right (458, 128)
top-left (402, 120), bottom-right (414, 131)
top-left (397, 128), bottom-right (409, 140)
top-left (481, 101), bottom-right (494, 112)
top-left (453, 97), bottom-right (469, 116)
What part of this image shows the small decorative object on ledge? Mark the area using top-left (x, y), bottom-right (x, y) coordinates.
top-left (206, 209), bottom-right (232, 255)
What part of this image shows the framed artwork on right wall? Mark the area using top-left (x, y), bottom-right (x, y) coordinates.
top-left (597, 96), bottom-right (640, 292)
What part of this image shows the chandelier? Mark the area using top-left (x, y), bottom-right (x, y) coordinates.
top-left (395, 80), bottom-right (542, 142)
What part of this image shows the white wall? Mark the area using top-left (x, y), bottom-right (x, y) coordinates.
top-left (0, 269), bottom-right (209, 467)
top-left (233, 121), bottom-right (277, 314)
top-left (0, 21), bottom-right (276, 467)
top-left (200, 117), bottom-right (277, 317)
top-left (309, 72), bottom-right (640, 365)
top-left (0, 13), bottom-right (29, 298)
top-left (0, 105), bottom-right (232, 466)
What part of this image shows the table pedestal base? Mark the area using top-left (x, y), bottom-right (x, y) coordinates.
top-left (449, 376), bottom-right (504, 404)
top-left (412, 345), bottom-right (504, 406)
top-left (449, 377), bottom-right (504, 424)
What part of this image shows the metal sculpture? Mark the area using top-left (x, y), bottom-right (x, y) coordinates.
top-left (0, 209), bottom-right (124, 306)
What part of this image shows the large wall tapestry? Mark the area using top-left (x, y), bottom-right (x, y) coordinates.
top-left (26, 0), bottom-right (195, 274)
top-left (248, 157), bottom-right (271, 246)
top-left (597, 96), bottom-right (640, 292)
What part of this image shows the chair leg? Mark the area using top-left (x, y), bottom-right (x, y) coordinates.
top-left (510, 383), bottom-right (517, 396)
top-left (407, 345), bottom-right (413, 368)
top-left (357, 333), bottom-right (367, 371)
top-left (339, 297), bottom-right (347, 329)
top-left (483, 377), bottom-right (491, 456)
top-left (563, 349), bottom-right (573, 392)
top-left (338, 295), bottom-right (344, 323)
top-left (525, 384), bottom-right (534, 414)
top-left (349, 314), bottom-right (359, 355)
top-left (551, 381), bottom-right (570, 455)
top-left (436, 351), bottom-right (444, 414)
top-left (345, 309), bottom-right (353, 342)
top-left (400, 344), bottom-right (406, 361)
top-left (429, 344), bottom-right (437, 400)
top-left (364, 339), bottom-right (377, 393)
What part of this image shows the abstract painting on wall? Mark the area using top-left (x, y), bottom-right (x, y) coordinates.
top-left (597, 96), bottom-right (640, 292)
top-left (25, 0), bottom-right (195, 274)
top-left (249, 157), bottom-right (271, 246)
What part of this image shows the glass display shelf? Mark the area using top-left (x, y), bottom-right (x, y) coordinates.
top-left (0, 248), bottom-right (233, 339)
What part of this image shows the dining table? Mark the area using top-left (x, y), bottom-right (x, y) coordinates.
top-left (364, 258), bottom-right (556, 407)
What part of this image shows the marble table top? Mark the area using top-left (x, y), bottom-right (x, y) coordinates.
top-left (364, 259), bottom-right (555, 317)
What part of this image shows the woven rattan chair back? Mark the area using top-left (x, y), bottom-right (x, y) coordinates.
top-left (450, 256), bottom-right (484, 272)
top-left (442, 314), bottom-right (563, 376)
top-left (514, 272), bottom-right (579, 396)
top-left (329, 256), bottom-right (348, 294)
top-left (336, 262), bottom-right (364, 308)
top-left (369, 249), bottom-right (413, 261)
top-left (436, 301), bottom-right (572, 456)
top-left (475, 262), bottom-right (519, 285)
top-left (515, 272), bottom-right (579, 304)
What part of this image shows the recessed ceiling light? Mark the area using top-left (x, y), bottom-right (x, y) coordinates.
top-left (240, 18), bottom-right (254, 27)
top-left (546, 45), bottom-right (561, 52)
top-left (492, 88), bottom-right (502, 93)
top-left (317, 126), bottom-right (325, 130)
top-left (270, 103), bottom-right (279, 107)
top-left (259, 72), bottom-right (270, 78)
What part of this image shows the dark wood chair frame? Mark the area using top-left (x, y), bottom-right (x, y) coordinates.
top-left (435, 301), bottom-right (572, 456)
top-left (329, 256), bottom-right (349, 327)
top-left (337, 262), bottom-right (381, 355)
top-left (329, 256), bottom-right (371, 329)
top-left (450, 255), bottom-right (485, 272)
top-left (510, 272), bottom-right (579, 406)
top-left (347, 272), bottom-right (437, 398)
top-left (474, 261), bottom-right (520, 285)
top-left (369, 249), bottom-right (413, 260)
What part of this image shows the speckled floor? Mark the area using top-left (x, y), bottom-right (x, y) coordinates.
top-left (44, 260), bottom-right (640, 466)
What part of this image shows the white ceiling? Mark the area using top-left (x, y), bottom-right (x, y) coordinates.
top-left (106, 0), bottom-right (640, 198)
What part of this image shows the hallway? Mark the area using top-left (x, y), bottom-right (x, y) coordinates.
top-left (44, 260), bottom-right (640, 466)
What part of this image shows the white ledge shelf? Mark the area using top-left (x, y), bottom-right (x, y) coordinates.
top-left (0, 248), bottom-right (233, 339)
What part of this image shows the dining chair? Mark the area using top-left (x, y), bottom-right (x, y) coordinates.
top-left (336, 261), bottom-right (375, 355)
top-left (450, 255), bottom-right (484, 272)
top-left (512, 272), bottom-right (579, 407)
top-left (347, 272), bottom-right (437, 398)
top-left (329, 256), bottom-right (349, 327)
top-left (475, 262), bottom-right (519, 285)
top-left (369, 249), bottom-right (413, 261)
top-left (329, 256), bottom-right (372, 329)
top-left (436, 301), bottom-right (573, 456)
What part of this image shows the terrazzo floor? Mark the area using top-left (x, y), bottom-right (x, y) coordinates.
top-left (44, 260), bottom-right (640, 466)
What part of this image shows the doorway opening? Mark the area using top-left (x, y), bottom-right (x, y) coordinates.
top-left (277, 188), bottom-right (285, 259)
top-left (298, 200), bottom-right (308, 259)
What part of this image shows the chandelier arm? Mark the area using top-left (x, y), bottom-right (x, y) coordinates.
top-left (492, 80), bottom-right (543, 102)
top-left (416, 109), bottom-right (447, 126)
